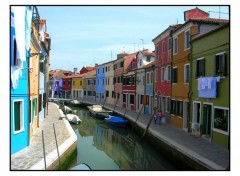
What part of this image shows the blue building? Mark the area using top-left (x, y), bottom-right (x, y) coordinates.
top-left (144, 62), bottom-right (155, 115)
top-left (10, 6), bottom-right (32, 154)
top-left (95, 64), bottom-right (105, 103)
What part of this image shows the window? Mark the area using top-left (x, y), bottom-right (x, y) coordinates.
top-left (68, 80), bottom-right (71, 85)
top-left (139, 59), bottom-right (142, 66)
top-left (162, 41), bottom-right (165, 54)
top-left (155, 69), bottom-right (158, 82)
top-left (140, 95), bottom-right (143, 104)
top-left (106, 91), bottom-right (109, 97)
top-left (167, 65), bottom-right (171, 81)
top-left (146, 57), bottom-right (151, 62)
top-left (80, 81), bottom-right (82, 86)
top-left (73, 81), bottom-right (75, 86)
top-left (161, 67), bottom-right (165, 82)
top-left (214, 107), bottom-right (229, 133)
top-left (63, 80), bottom-right (65, 86)
top-left (166, 97), bottom-right (170, 112)
top-left (130, 94), bottom-right (134, 104)
top-left (185, 30), bottom-right (190, 49)
top-left (172, 67), bottom-right (178, 83)
top-left (120, 61), bottom-right (124, 67)
top-left (168, 38), bottom-right (172, 51)
top-left (13, 100), bottom-right (24, 133)
top-left (184, 64), bottom-right (190, 83)
top-left (132, 77), bottom-right (135, 85)
top-left (84, 91), bottom-right (86, 96)
top-left (155, 45), bottom-right (159, 58)
top-left (173, 37), bottom-right (178, 54)
top-left (88, 80), bottom-right (91, 85)
top-left (171, 100), bottom-right (182, 117)
top-left (146, 73), bottom-right (150, 84)
top-left (103, 68), bottom-right (104, 73)
top-left (196, 58), bottom-right (205, 78)
top-left (123, 94), bottom-right (126, 103)
top-left (215, 52), bottom-right (227, 76)
top-left (102, 79), bottom-right (104, 85)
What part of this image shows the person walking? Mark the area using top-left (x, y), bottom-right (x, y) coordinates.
top-left (157, 110), bottom-right (162, 124)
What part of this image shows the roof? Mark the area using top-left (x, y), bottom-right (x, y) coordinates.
top-left (188, 17), bottom-right (229, 24)
top-left (173, 17), bottom-right (229, 34)
top-left (136, 49), bottom-right (155, 58)
top-left (124, 53), bottom-right (137, 72)
top-left (144, 61), bottom-right (155, 69)
top-left (191, 23), bottom-right (229, 42)
top-left (85, 66), bottom-right (95, 71)
top-left (152, 24), bottom-right (182, 42)
top-left (49, 69), bottom-right (71, 79)
top-left (82, 69), bottom-right (96, 77)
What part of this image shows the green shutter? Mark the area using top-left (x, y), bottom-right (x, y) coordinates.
top-left (14, 102), bottom-right (21, 131)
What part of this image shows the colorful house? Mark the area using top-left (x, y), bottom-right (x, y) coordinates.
top-left (190, 24), bottom-right (229, 149)
top-left (122, 53), bottom-right (137, 111)
top-left (152, 24), bottom-right (180, 120)
top-left (135, 50), bottom-right (155, 115)
top-left (29, 6), bottom-right (42, 142)
top-left (10, 6), bottom-right (32, 154)
top-left (103, 60), bottom-right (115, 105)
top-left (83, 69), bottom-right (96, 101)
top-left (95, 64), bottom-right (106, 103)
top-left (144, 62), bottom-right (155, 115)
top-left (113, 52), bottom-right (128, 106)
top-left (62, 75), bottom-right (72, 99)
top-left (38, 19), bottom-right (51, 124)
top-left (171, 7), bottom-right (228, 129)
top-left (49, 69), bottom-right (70, 98)
top-left (71, 73), bottom-right (82, 100)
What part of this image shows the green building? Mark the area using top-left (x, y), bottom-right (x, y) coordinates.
top-left (190, 24), bottom-right (229, 149)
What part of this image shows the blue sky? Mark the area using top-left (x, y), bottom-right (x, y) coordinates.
top-left (37, 6), bottom-right (229, 71)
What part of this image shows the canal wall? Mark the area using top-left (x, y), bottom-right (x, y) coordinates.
top-left (30, 105), bottom-right (77, 170)
top-left (103, 104), bottom-right (228, 170)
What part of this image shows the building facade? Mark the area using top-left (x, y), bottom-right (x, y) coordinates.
top-left (190, 24), bottom-right (229, 149)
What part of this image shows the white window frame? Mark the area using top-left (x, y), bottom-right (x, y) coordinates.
top-left (161, 67), bottom-right (165, 82)
top-left (184, 63), bottom-right (190, 83)
top-left (167, 65), bottom-right (171, 81)
top-left (162, 41), bottom-right (165, 54)
top-left (185, 29), bottom-right (190, 50)
top-left (213, 106), bottom-right (229, 135)
top-left (155, 68), bottom-right (158, 82)
top-left (13, 99), bottom-right (25, 134)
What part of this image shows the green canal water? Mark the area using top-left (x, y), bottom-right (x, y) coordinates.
top-left (66, 107), bottom-right (180, 170)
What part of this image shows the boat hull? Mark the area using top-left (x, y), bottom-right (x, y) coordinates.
top-left (105, 116), bottom-right (128, 127)
top-left (87, 105), bottom-right (113, 119)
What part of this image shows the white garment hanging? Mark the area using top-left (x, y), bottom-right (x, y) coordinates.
top-left (12, 6), bottom-right (26, 61)
top-left (11, 66), bottom-right (22, 89)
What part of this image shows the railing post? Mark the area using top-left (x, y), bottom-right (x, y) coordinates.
top-left (53, 123), bottom-right (61, 170)
top-left (42, 130), bottom-right (47, 170)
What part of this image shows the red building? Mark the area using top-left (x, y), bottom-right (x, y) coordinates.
top-left (62, 75), bottom-right (73, 98)
top-left (152, 24), bottom-right (180, 117)
top-left (122, 53), bottom-right (137, 110)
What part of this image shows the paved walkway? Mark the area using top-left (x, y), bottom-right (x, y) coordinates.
top-left (11, 102), bottom-right (74, 170)
top-left (82, 99), bottom-right (230, 170)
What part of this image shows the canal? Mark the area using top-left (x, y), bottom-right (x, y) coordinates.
top-left (66, 106), bottom-right (180, 170)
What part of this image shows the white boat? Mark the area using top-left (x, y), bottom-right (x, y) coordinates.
top-left (64, 106), bottom-right (73, 114)
top-left (87, 105), bottom-right (113, 119)
top-left (66, 114), bottom-right (81, 124)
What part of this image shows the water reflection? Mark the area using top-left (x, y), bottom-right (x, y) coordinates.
top-left (68, 107), bottom-right (178, 170)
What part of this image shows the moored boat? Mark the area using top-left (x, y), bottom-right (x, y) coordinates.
top-left (69, 163), bottom-right (91, 170)
top-left (87, 105), bottom-right (113, 119)
top-left (66, 114), bottom-right (81, 124)
top-left (104, 115), bottom-right (128, 127)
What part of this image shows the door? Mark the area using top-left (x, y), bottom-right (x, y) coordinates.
top-left (183, 101), bottom-right (189, 130)
top-left (203, 104), bottom-right (212, 137)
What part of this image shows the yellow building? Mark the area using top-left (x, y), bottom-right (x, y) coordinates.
top-left (71, 74), bottom-right (82, 100)
top-left (29, 22), bottom-right (41, 141)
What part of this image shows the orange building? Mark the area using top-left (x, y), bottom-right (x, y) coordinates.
top-left (29, 21), bottom-right (41, 141)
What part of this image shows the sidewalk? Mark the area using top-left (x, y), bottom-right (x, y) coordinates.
top-left (82, 99), bottom-right (229, 170)
top-left (11, 102), bottom-right (77, 170)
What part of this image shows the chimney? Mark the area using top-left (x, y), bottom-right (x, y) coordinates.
top-left (73, 68), bottom-right (77, 74)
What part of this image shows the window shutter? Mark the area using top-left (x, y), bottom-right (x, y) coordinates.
top-left (202, 59), bottom-right (205, 76)
top-left (223, 53), bottom-right (227, 76)
top-left (215, 55), bottom-right (219, 75)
